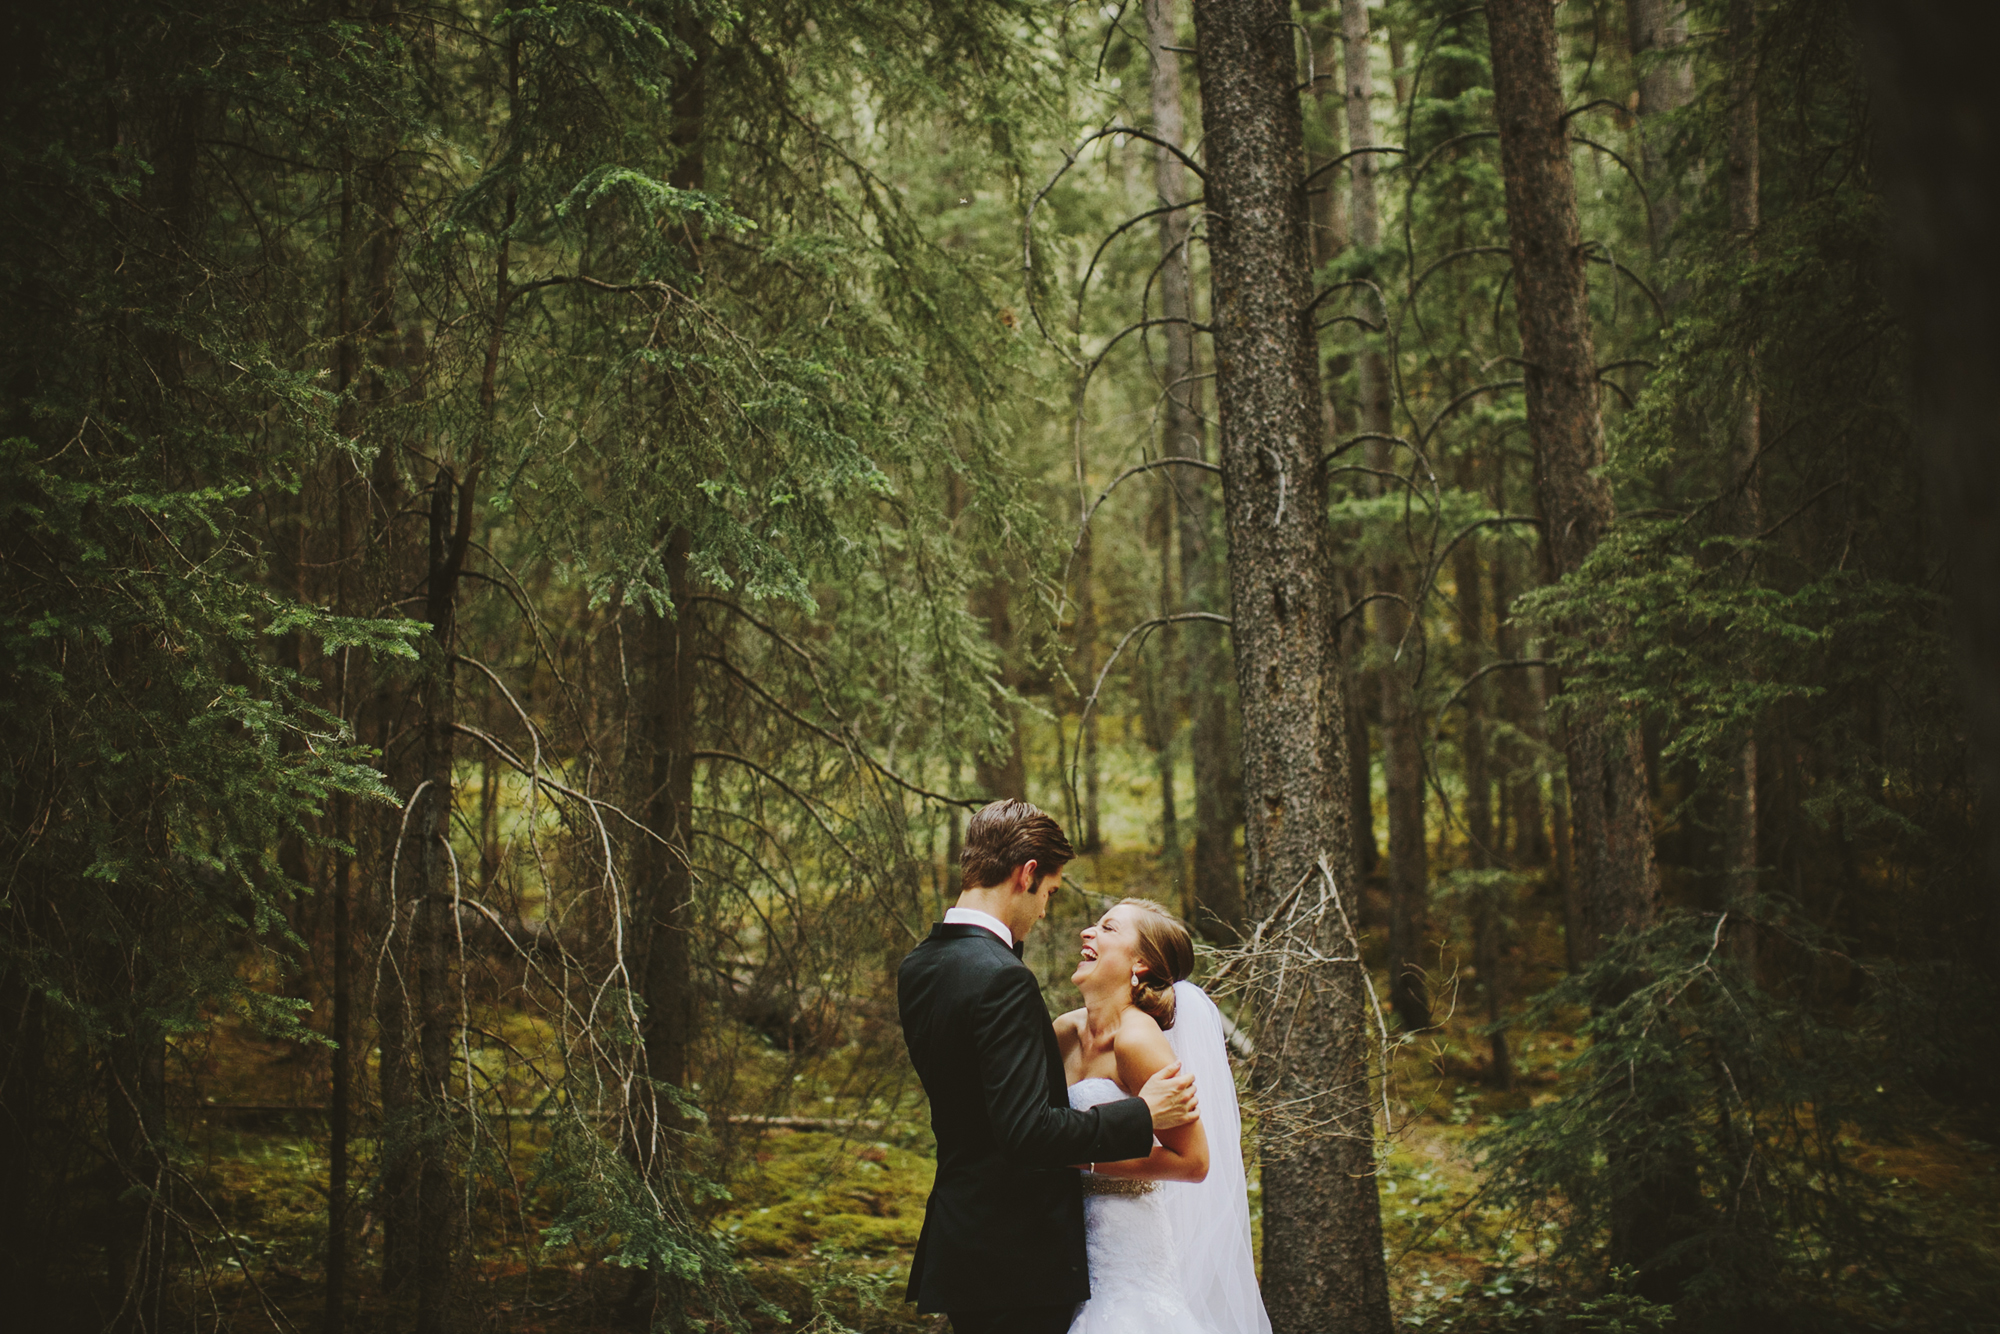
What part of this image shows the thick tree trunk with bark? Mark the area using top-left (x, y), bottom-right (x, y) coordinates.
top-left (1189, 1), bottom-right (1391, 1327)
top-left (1146, 0), bottom-right (1244, 936)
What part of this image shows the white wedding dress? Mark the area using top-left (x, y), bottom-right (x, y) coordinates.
top-left (1067, 1076), bottom-right (1209, 1334)
top-left (1066, 983), bottom-right (1272, 1334)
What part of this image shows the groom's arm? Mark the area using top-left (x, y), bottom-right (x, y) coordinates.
top-left (974, 967), bottom-right (1154, 1168)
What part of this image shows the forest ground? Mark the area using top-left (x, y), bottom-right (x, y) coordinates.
top-left (170, 732), bottom-right (2000, 1331)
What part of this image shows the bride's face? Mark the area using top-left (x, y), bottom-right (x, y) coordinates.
top-left (1071, 904), bottom-right (1145, 993)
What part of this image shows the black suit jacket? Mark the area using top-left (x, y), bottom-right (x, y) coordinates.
top-left (897, 922), bottom-right (1154, 1313)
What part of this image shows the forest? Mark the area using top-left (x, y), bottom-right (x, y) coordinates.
top-left (3, 0), bottom-right (1997, 1331)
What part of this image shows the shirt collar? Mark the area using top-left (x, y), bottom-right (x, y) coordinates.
top-left (942, 905), bottom-right (1014, 949)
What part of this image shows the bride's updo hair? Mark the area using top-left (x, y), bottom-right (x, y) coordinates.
top-left (1118, 898), bottom-right (1195, 1030)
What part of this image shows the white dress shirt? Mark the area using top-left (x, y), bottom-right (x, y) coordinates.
top-left (943, 905), bottom-right (1014, 949)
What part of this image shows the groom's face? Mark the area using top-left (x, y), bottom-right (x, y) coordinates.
top-left (1016, 859), bottom-right (1064, 935)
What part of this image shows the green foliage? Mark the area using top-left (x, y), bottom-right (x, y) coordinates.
top-left (1474, 911), bottom-right (1977, 1328)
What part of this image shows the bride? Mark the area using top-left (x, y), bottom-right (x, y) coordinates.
top-left (1055, 898), bottom-right (1272, 1334)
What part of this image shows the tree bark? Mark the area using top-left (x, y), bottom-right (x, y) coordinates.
top-left (1146, 0), bottom-right (1243, 936)
top-left (1341, 0), bottom-right (1430, 1031)
top-left (1189, 1), bottom-right (1391, 1327)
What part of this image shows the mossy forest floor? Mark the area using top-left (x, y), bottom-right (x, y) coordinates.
top-left (165, 823), bottom-right (2000, 1331)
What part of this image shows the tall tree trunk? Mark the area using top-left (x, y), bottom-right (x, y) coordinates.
top-left (626, 27), bottom-right (704, 1326)
top-left (1624, 0), bottom-right (1694, 259)
top-left (324, 143), bottom-right (360, 1334)
top-left (1078, 522), bottom-right (1103, 851)
top-left (1148, 484), bottom-right (1185, 892)
top-left (1303, 0), bottom-right (1349, 266)
top-left (1342, 0), bottom-right (1430, 1031)
top-left (625, 530), bottom-right (699, 1330)
top-left (1306, 1), bottom-right (1376, 889)
top-left (413, 464), bottom-right (469, 1334)
top-left (1491, 541), bottom-right (1549, 869)
top-left (1488, 0), bottom-right (1660, 963)
top-left (327, 784), bottom-right (354, 1334)
top-left (634, 531), bottom-right (699, 1117)
top-left (1146, 0), bottom-right (1243, 936)
top-left (1489, 0), bottom-right (1693, 1299)
top-left (1455, 540), bottom-right (1511, 1088)
top-left (1189, 1), bottom-right (1391, 1328)
top-left (411, 57), bottom-right (510, 1320)
top-left (1342, 570), bottom-right (1379, 877)
top-left (1723, 0), bottom-right (1760, 974)
top-left (971, 573), bottom-right (1029, 802)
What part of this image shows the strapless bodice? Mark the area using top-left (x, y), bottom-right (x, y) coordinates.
top-left (1068, 1075), bottom-right (1127, 1109)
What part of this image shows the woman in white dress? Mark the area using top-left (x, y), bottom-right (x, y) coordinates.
top-left (1054, 899), bottom-right (1272, 1334)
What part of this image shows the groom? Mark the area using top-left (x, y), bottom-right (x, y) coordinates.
top-left (898, 798), bottom-right (1199, 1334)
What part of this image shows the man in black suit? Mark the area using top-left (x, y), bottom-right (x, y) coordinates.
top-left (898, 799), bottom-right (1200, 1334)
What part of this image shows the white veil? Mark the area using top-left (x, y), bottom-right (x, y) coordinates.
top-left (1162, 979), bottom-right (1271, 1334)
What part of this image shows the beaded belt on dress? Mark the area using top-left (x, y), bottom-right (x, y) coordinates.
top-left (1081, 1172), bottom-right (1156, 1197)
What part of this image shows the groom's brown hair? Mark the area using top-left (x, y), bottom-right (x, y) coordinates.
top-left (959, 798), bottom-right (1075, 891)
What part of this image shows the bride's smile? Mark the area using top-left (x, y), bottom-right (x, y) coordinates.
top-left (1071, 906), bottom-right (1143, 990)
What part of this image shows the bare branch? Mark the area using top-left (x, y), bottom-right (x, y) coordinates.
top-left (1432, 659), bottom-right (1554, 726)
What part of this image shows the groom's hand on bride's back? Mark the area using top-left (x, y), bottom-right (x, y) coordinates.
top-left (1138, 1060), bottom-right (1198, 1130)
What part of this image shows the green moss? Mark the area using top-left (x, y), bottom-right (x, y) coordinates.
top-left (719, 1129), bottom-right (935, 1260)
